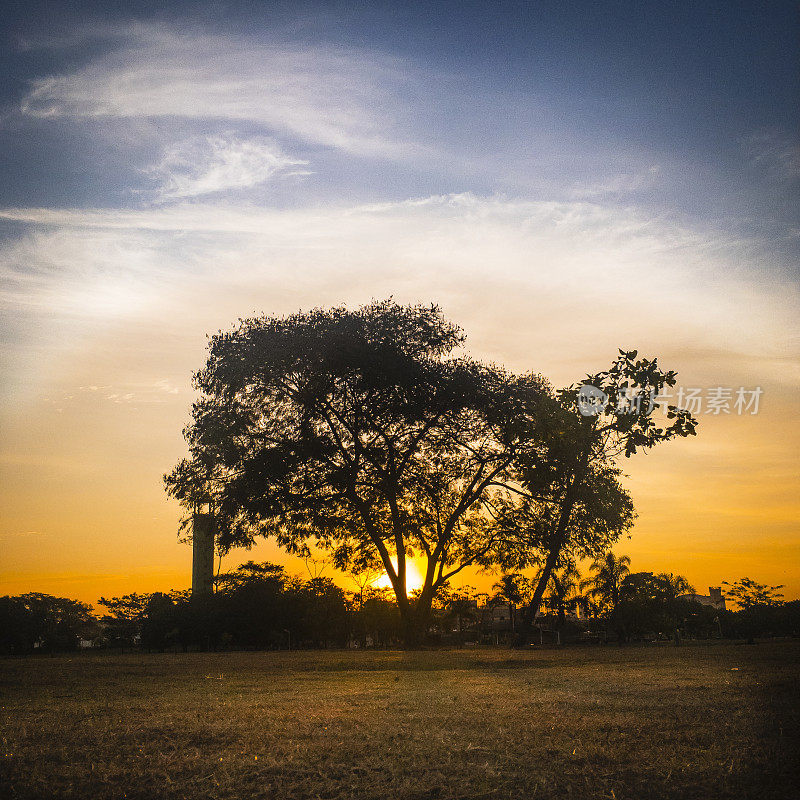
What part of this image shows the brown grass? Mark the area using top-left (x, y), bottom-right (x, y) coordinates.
top-left (1, 642), bottom-right (798, 799)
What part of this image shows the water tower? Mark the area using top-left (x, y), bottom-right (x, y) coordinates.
top-left (191, 501), bottom-right (215, 598)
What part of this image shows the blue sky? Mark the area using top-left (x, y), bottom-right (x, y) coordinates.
top-left (1, 1), bottom-right (798, 601)
top-left (1, 1), bottom-right (797, 238)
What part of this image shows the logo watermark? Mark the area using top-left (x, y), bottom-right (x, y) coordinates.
top-left (577, 385), bottom-right (763, 417)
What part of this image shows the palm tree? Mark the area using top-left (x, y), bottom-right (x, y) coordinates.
top-left (544, 563), bottom-right (581, 628)
top-left (491, 573), bottom-right (530, 633)
top-left (581, 552), bottom-right (631, 613)
top-left (657, 573), bottom-right (694, 600)
top-left (657, 572), bottom-right (694, 645)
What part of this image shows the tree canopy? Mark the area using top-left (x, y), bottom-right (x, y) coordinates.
top-left (723, 577), bottom-right (785, 609)
top-left (165, 300), bottom-right (697, 642)
top-left (166, 300), bottom-right (568, 639)
top-left (510, 350), bottom-right (699, 623)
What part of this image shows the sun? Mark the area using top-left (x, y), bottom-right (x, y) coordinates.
top-left (373, 558), bottom-right (425, 595)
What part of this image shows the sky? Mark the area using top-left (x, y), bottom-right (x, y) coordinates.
top-left (1, 1), bottom-right (798, 606)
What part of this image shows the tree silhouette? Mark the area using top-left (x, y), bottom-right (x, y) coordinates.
top-left (515, 351), bottom-right (698, 622)
top-left (438, 585), bottom-right (481, 641)
top-left (612, 571), bottom-right (692, 643)
top-left (722, 578), bottom-right (784, 609)
top-left (581, 552), bottom-right (632, 614)
top-left (165, 300), bottom-right (561, 644)
top-left (348, 565), bottom-right (382, 611)
top-left (0, 594), bottom-right (95, 653)
top-left (491, 573), bottom-right (531, 633)
top-left (543, 562), bottom-right (581, 629)
top-left (97, 593), bottom-right (150, 651)
top-left (165, 304), bottom-right (697, 645)
top-left (657, 572), bottom-right (694, 599)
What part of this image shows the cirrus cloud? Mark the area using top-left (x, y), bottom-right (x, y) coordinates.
top-left (145, 134), bottom-right (310, 201)
top-left (19, 23), bottom-right (421, 158)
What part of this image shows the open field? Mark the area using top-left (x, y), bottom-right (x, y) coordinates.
top-left (1, 642), bottom-right (798, 800)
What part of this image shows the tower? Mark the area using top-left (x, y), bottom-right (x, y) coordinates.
top-left (708, 586), bottom-right (726, 610)
top-left (191, 506), bottom-right (215, 598)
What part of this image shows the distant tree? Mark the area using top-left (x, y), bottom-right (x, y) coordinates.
top-left (591, 570), bottom-right (698, 644)
top-left (356, 588), bottom-right (401, 647)
top-left (300, 577), bottom-right (350, 648)
top-left (581, 553), bottom-right (631, 615)
top-left (216, 562), bottom-right (288, 649)
top-left (774, 601), bottom-right (800, 637)
top-left (217, 560), bottom-right (287, 591)
top-left (347, 565), bottom-right (382, 610)
top-left (612, 571), bottom-right (677, 642)
top-left (165, 300), bottom-right (561, 644)
top-left (491, 573), bottom-right (532, 633)
top-left (656, 572), bottom-right (695, 645)
top-left (542, 562), bottom-right (581, 630)
top-left (678, 600), bottom-right (720, 640)
top-left (657, 573), bottom-right (694, 599)
top-left (437, 585), bottom-right (481, 641)
top-left (722, 578), bottom-right (784, 609)
top-left (0, 596), bottom-right (39, 653)
top-left (721, 578), bottom-right (786, 642)
top-left (13, 593), bottom-right (96, 651)
top-left (97, 593), bottom-right (150, 650)
top-left (140, 593), bottom-right (179, 651)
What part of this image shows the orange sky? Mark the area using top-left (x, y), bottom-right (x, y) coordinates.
top-left (1, 14), bottom-right (798, 609)
top-left (2, 283), bottom-right (798, 607)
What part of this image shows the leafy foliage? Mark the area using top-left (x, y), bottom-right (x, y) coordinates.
top-left (722, 577), bottom-right (785, 609)
top-left (164, 302), bottom-right (699, 642)
top-left (164, 300), bottom-right (563, 638)
top-left (512, 350), bottom-right (698, 623)
top-left (580, 552), bottom-right (632, 614)
top-left (0, 593), bottom-right (95, 653)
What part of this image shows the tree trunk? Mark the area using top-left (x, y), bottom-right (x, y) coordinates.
top-left (524, 425), bottom-right (592, 632)
top-left (527, 543), bottom-right (562, 623)
top-left (399, 596), bottom-right (432, 648)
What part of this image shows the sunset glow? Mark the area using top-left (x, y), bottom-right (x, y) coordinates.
top-left (0, 3), bottom-right (798, 606)
top-left (2, 7), bottom-right (797, 799)
top-left (373, 560), bottom-right (426, 596)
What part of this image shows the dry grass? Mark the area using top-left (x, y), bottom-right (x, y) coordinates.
top-left (1, 642), bottom-right (798, 799)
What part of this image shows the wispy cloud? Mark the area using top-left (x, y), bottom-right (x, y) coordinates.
top-left (68, 380), bottom-right (181, 404)
top-left (567, 166), bottom-right (663, 200)
top-left (145, 134), bottom-right (310, 201)
top-left (744, 129), bottom-right (800, 182)
top-left (1, 193), bottom-right (797, 402)
top-left (19, 23), bottom-right (419, 157)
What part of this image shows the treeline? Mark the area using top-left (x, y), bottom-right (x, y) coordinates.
top-left (575, 560), bottom-right (797, 644)
top-left (1, 559), bottom-right (797, 654)
top-left (0, 562), bottom-right (398, 654)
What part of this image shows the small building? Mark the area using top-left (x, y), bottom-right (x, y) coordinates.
top-left (678, 586), bottom-right (726, 611)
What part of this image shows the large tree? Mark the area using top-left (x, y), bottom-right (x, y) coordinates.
top-left (165, 300), bottom-right (560, 642)
top-left (165, 303), bottom-right (697, 644)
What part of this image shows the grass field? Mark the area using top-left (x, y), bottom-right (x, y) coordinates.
top-left (1, 642), bottom-right (798, 799)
